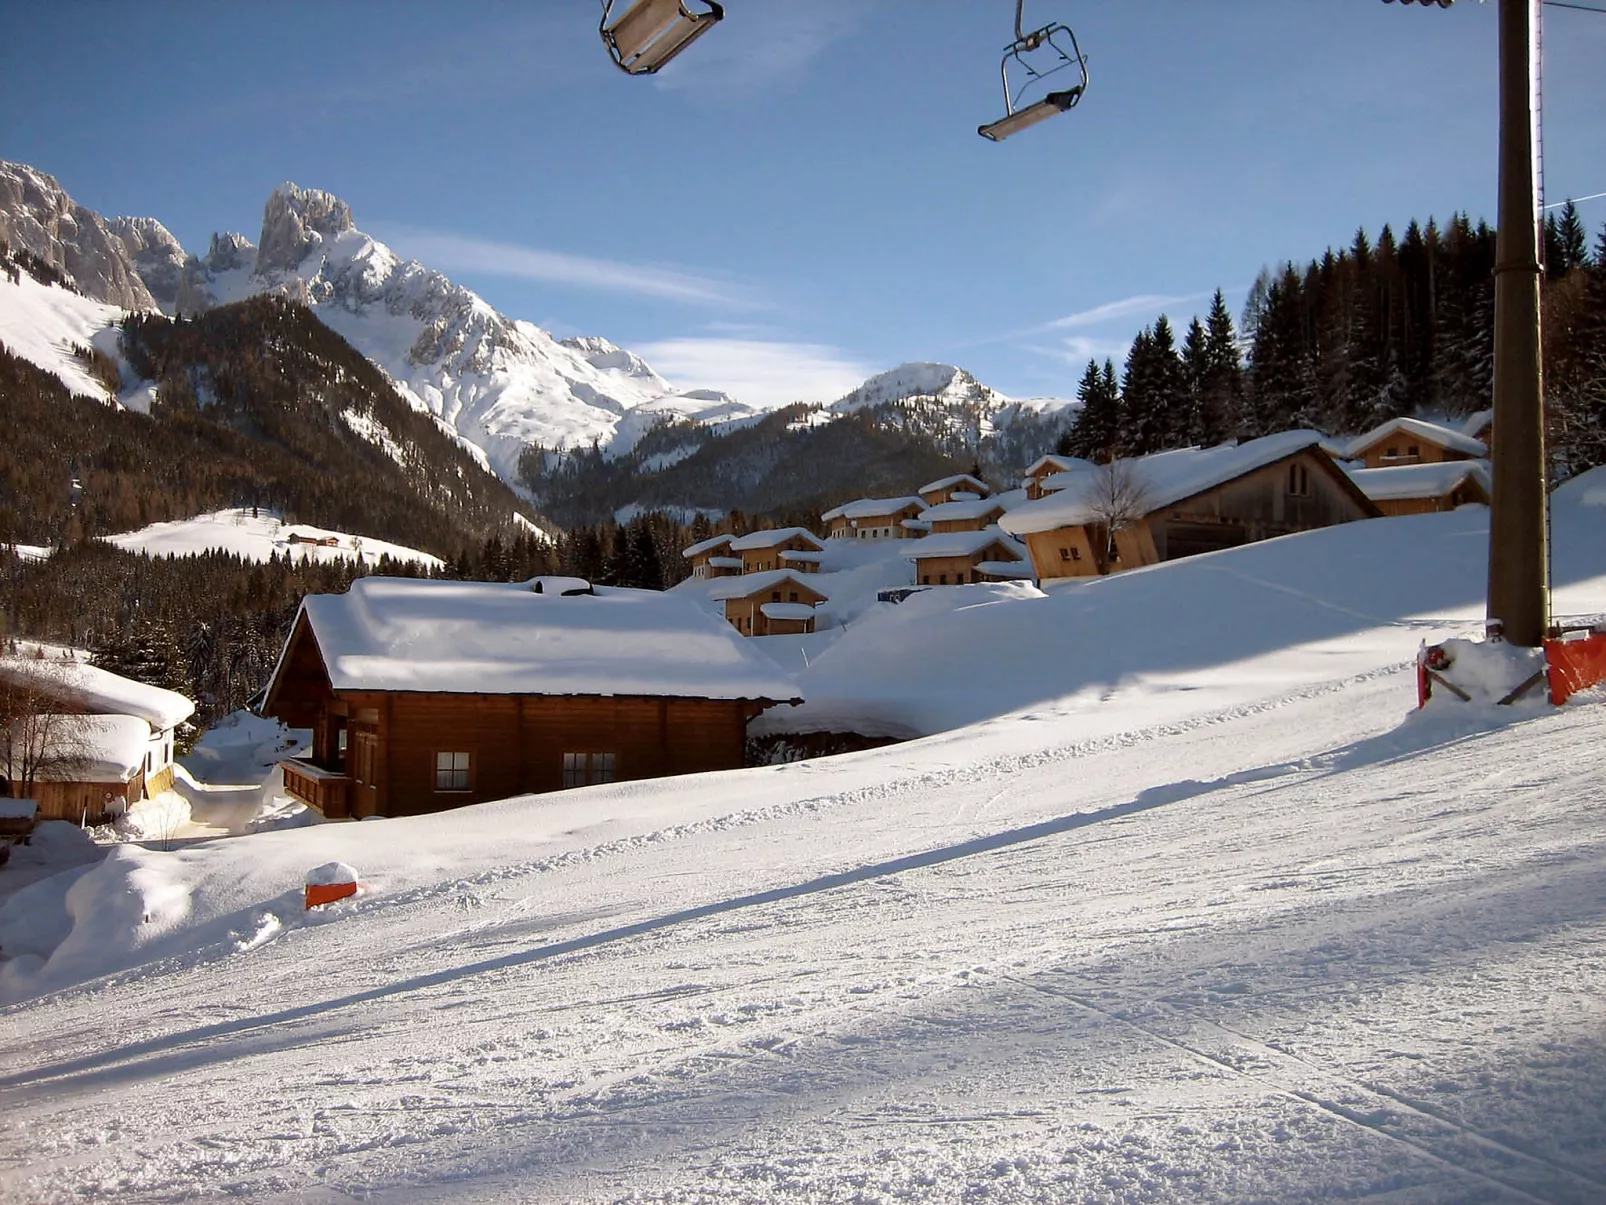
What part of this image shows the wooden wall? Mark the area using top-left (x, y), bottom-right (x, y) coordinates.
top-left (328, 692), bottom-right (758, 818)
top-left (1353, 437), bottom-right (1472, 470)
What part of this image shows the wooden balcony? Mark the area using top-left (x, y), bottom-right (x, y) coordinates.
top-left (281, 759), bottom-right (352, 819)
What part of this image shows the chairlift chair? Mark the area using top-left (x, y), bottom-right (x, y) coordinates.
top-left (978, 0), bottom-right (1088, 142)
top-left (600, 0), bottom-right (724, 76)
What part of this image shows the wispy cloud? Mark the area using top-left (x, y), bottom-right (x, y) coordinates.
top-left (370, 226), bottom-right (757, 308)
top-left (651, 1), bottom-right (867, 97)
top-left (1029, 335), bottom-right (1136, 367)
top-left (634, 337), bottom-right (876, 408)
top-left (1027, 292), bottom-right (1213, 336)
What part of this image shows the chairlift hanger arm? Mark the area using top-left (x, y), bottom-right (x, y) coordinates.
top-left (979, 0), bottom-right (1089, 141)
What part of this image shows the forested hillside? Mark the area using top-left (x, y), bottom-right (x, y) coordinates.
top-left (1059, 207), bottom-right (1606, 477)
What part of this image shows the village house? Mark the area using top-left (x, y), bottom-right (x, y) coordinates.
top-left (918, 495), bottom-right (1009, 534)
top-left (680, 533), bottom-right (743, 579)
top-left (0, 650), bottom-right (194, 823)
top-left (1022, 454), bottom-right (1096, 500)
top-left (709, 570), bottom-right (829, 636)
top-left (727, 527), bottom-right (826, 573)
top-left (260, 576), bottom-right (800, 819)
top-left (904, 526), bottom-right (1031, 586)
top-left (1000, 431), bottom-right (1380, 582)
top-left (820, 496), bottom-right (926, 540)
top-left (1343, 416), bottom-right (1487, 469)
top-left (917, 473), bottom-right (991, 508)
top-left (1348, 460), bottom-right (1491, 517)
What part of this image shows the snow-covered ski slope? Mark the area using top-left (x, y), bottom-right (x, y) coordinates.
top-left (2, 483), bottom-right (1604, 1203)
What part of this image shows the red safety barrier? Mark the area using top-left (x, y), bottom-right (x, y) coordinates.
top-left (1546, 630), bottom-right (1606, 705)
top-left (305, 880), bottom-right (358, 909)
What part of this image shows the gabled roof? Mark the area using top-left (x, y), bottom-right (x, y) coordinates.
top-left (707, 569), bottom-right (828, 602)
top-left (1000, 431), bottom-right (1343, 536)
top-left (1461, 408), bottom-right (1494, 437)
top-left (1344, 416), bottom-right (1487, 459)
top-left (821, 496), bottom-right (925, 522)
top-left (276, 577), bottom-right (799, 702)
top-left (0, 654), bottom-right (194, 731)
top-left (680, 533), bottom-right (734, 559)
top-left (1348, 459), bottom-right (1491, 502)
top-left (919, 473), bottom-right (990, 497)
top-left (727, 527), bottom-right (826, 552)
top-left (919, 497), bottom-right (1009, 523)
top-left (1023, 453), bottom-right (1095, 478)
top-left (903, 525), bottom-right (1027, 562)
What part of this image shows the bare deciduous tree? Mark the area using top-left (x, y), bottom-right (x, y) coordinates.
top-left (1080, 460), bottom-right (1152, 570)
top-left (0, 652), bottom-right (94, 799)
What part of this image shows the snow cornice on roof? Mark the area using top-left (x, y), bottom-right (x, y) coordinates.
top-left (727, 527), bottom-right (826, 552)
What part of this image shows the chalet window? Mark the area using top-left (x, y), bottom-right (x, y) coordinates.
top-left (1058, 547), bottom-right (1071, 562)
top-left (563, 752), bottom-right (617, 788)
top-left (922, 575), bottom-right (930, 584)
top-left (788, 591), bottom-right (799, 602)
top-left (1288, 463), bottom-right (1311, 497)
top-left (1385, 446), bottom-right (1398, 458)
top-left (939, 573), bottom-right (948, 584)
top-left (771, 591), bottom-right (782, 601)
top-left (435, 751), bottom-right (471, 792)
top-left (1407, 444), bottom-right (1420, 457)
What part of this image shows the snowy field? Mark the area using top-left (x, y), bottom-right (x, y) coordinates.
top-left (0, 483), bottom-right (1604, 1202)
top-left (100, 508), bottom-right (443, 570)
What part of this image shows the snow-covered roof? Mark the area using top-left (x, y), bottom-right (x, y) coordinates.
top-left (706, 556), bottom-right (744, 570)
top-left (290, 577), bottom-right (800, 702)
top-left (1348, 460), bottom-right (1490, 502)
top-left (1344, 417), bottom-right (1486, 459)
top-left (902, 519), bottom-right (932, 532)
top-left (918, 473), bottom-right (990, 497)
top-left (780, 550), bottom-right (824, 563)
top-left (1000, 431), bottom-right (1331, 537)
top-left (0, 799), bottom-right (38, 820)
top-left (760, 602), bottom-right (818, 622)
top-left (919, 497), bottom-right (1008, 524)
top-left (707, 570), bottom-right (827, 602)
top-left (0, 655), bottom-right (195, 731)
top-left (727, 527), bottom-right (826, 552)
top-left (903, 526), bottom-right (1026, 562)
top-left (821, 497), bottom-right (924, 522)
top-left (1461, 409), bottom-right (1494, 437)
top-left (5, 714), bottom-right (150, 783)
top-left (680, 533), bottom-right (733, 559)
top-left (1024, 453), bottom-right (1095, 478)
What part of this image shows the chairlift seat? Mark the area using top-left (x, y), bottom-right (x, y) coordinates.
top-left (978, 2), bottom-right (1088, 142)
top-left (601, 0), bottom-right (724, 76)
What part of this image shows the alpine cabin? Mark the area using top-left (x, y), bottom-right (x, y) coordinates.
top-left (709, 570), bottom-right (828, 636)
top-left (260, 577), bottom-right (800, 819)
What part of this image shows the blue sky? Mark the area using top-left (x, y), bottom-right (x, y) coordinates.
top-left (4, 1), bottom-right (1603, 406)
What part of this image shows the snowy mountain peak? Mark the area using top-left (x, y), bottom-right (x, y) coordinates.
top-left (831, 362), bottom-right (1002, 414)
top-left (204, 232), bottom-right (255, 274)
top-left (560, 335), bottom-right (671, 389)
top-left (255, 182), bottom-right (357, 277)
top-left (107, 215), bottom-right (205, 313)
top-left (0, 160), bottom-right (157, 311)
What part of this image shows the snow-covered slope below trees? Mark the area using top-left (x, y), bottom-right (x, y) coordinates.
top-left (0, 266), bottom-right (122, 402)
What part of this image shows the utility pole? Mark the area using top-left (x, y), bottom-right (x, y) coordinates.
top-left (1488, 0), bottom-right (1549, 647)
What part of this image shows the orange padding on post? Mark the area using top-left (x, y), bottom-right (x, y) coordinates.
top-left (305, 881), bottom-right (358, 909)
top-left (1546, 632), bottom-right (1606, 705)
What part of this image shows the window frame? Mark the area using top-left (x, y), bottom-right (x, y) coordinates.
top-left (435, 750), bottom-right (473, 793)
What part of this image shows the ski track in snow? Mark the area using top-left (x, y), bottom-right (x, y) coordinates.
top-left (2, 663), bottom-right (1604, 1203)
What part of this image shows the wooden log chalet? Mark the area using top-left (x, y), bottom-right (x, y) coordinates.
top-left (917, 473), bottom-right (991, 508)
top-left (1022, 454), bottom-right (1096, 500)
top-left (918, 496), bottom-right (1008, 534)
top-left (709, 570), bottom-right (828, 636)
top-left (904, 526), bottom-right (1031, 586)
top-left (820, 496), bottom-right (926, 540)
top-left (260, 576), bottom-right (801, 820)
top-left (1347, 460), bottom-right (1491, 517)
top-left (1342, 417), bottom-right (1486, 469)
top-left (727, 527), bottom-right (826, 574)
top-left (0, 651), bottom-right (194, 823)
top-left (1000, 431), bottom-right (1381, 583)
top-left (681, 533), bottom-right (743, 579)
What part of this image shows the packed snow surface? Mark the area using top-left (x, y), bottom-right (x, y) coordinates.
top-left (0, 487), bottom-right (1603, 1203)
top-left (0, 268), bottom-right (122, 401)
top-left (101, 508), bottom-right (444, 570)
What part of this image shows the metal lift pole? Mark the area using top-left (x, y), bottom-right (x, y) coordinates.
top-left (1487, 0), bottom-right (1549, 647)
